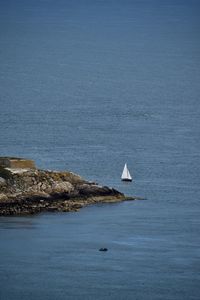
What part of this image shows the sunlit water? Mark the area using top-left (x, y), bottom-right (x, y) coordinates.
top-left (0, 0), bottom-right (200, 299)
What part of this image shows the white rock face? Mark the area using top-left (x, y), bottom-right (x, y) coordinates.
top-left (0, 193), bottom-right (7, 200)
top-left (52, 181), bottom-right (74, 193)
top-left (0, 177), bottom-right (6, 184)
top-left (5, 168), bottom-right (30, 174)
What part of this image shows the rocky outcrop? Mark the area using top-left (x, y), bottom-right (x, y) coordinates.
top-left (0, 166), bottom-right (136, 216)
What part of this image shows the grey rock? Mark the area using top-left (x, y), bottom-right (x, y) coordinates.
top-left (0, 177), bottom-right (6, 185)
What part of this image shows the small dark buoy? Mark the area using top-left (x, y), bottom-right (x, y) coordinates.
top-left (99, 248), bottom-right (108, 252)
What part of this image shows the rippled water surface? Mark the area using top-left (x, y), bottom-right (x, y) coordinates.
top-left (0, 0), bottom-right (200, 299)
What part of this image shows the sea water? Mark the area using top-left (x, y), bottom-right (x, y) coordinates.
top-left (0, 0), bottom-right (200, 299)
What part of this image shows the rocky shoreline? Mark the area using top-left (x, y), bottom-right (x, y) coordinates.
top-left (0, 166), bottom-right (137, 216)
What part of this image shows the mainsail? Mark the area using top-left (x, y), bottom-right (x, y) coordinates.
top-left (121, 163), bottom-right (132, 181)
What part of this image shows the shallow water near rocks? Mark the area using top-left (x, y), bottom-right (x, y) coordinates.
top-left (0, 0), bottom-right (200, 299)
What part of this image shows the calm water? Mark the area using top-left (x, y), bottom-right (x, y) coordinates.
top-left (0, 0), bottom-right (200, 299)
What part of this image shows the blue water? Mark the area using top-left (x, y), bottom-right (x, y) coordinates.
top-left (0, 0), bottom-right (200, 299)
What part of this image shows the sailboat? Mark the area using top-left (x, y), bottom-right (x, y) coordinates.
top-left (121, 163), bottom-right (132, 182)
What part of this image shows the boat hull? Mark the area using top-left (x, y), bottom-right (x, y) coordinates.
top-left (121, 178), bottom-right (132, 182)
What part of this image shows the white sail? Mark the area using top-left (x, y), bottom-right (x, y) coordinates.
top-left (121, 163), bottom-right (132, 181)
